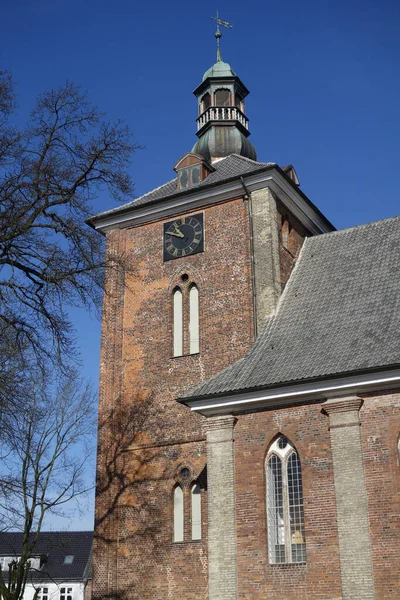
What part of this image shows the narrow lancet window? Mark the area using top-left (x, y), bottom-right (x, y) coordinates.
top-left (191, 483), bottom-right (202, 540)
top-left (173, 287), bottom-right (183, 357)
top-left (189, 285), bottom-right (199, 354)
top-left (173, 485), bottom-right (184, 542)
top-left (266, 436), bottom-right (306, 564)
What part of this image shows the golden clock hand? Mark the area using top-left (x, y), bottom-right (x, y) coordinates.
top-left (168, 230), bottom-right (185, 238)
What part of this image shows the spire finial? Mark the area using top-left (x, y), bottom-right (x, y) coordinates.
top-left (211, 10), bottom-right (233, 62)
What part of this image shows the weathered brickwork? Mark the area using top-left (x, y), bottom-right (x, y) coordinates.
top-left (94, 197), bottom-right (256, 600)
top-left (234, 402), bottom-right (343, 600)
top-left (275, 199), bottom-right (308, 288)
top-left (249, 189), bottom-right (308, 331)
top-left (250, 188), bottom-right (281, 331)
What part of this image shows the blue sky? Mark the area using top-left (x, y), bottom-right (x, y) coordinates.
top-left (2, 0), bottom-right (399, 529)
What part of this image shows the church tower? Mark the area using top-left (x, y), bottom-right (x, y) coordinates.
top-left (90, 22), bottom-right (333, 600)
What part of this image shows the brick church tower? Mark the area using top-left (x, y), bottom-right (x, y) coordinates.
top-left (89, 24), bottom-right (400, 600)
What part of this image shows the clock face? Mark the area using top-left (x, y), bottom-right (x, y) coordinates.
top-left (163, 213), bottom-right (204, 261)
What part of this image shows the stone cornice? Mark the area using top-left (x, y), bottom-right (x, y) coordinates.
top-left (202, 415), bottom-right (237, 432)
top-left (322, 396), bottom-right (364, 415)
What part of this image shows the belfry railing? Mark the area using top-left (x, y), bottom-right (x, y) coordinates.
top-left (196, 106), bottom-right (248, 131)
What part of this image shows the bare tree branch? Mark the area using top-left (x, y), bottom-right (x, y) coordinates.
top-left (0, 78), bottom-right (139, 369)
top-left (0, 372), bottom-right (96, 600)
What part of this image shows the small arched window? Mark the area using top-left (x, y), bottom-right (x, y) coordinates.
top-left (215, 88), bottom-right (231, 107)
top-left (235, 93), bottom-right (243, 109)
top-left (173, 485), bottom-right (184, 542)
top-left (189, 285), bottom-right (199, 354)
top-left (266, 436), bottom-right (306, 563)
top-left (201, 92), bottom-right (211, 112)
top-left (398, 437), bottom-right (400, 466)
top-left (191, 483), bottom-right (202, 540)
top-left (173, 287), bottom-right (183, 357)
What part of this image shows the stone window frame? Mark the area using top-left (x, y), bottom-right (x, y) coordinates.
top-left (266, 435), bottom-right (306, 564)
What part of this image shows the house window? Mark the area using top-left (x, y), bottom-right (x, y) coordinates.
top-left (38, 588), bottom-right (49, 600)
top-left (173, 287), bottom-right (183, 357)
top-left (0, 557), bottom-right (11, 571)
top-left (189, 285), bottom-right (199, 354)
top-left (191, 483), bottom-right (202, 540)
top-left (60, 588), bottom-right (72, 600)
top-left (266, 436), bottom-right (306, 564)
top-left (173, 485), bottom-right (184, 542)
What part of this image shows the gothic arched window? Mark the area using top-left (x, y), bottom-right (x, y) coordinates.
top-left (173, 287), bottom-right (183, 357)
top-left (266, 436), bottom-right (306, 564)
top-left (191, 483), bottom-right (202, 540)
top-left (173, 485), bottom-right (184, 542)
top-left (189, 284), bottom-right (199, 354)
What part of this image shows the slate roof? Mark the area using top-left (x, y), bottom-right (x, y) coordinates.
top-left (90, 154), bottom-right (275, 221)
top-left (181, 215), bottom-right (400, 400)
top-left (0, 531), bottom-right (92, 582)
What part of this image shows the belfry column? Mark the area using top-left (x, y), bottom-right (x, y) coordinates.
top-left (203, 416), bottom-right (238, 600)
top-left (323, 396), bottom-right (375, 600)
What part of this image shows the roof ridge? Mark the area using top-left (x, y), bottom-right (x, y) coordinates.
top-left (228, 153), bottom-right (274, 167)
top-left (134, 177), bottom-right (177, 203)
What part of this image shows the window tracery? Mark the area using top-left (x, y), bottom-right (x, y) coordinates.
top-left (266, 435), bottom-right (306, 564)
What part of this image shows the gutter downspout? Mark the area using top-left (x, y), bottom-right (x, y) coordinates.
top-left (240, 176), bottom-right (258, 338)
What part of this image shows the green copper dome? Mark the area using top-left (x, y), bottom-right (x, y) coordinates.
top-left (202, 60), bottom-right (236, 81)
top-left (192, 126), bottom-right (257, 162)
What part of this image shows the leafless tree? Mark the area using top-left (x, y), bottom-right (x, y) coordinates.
top-left (0, 71), bottom-right (138, 371)
top-left (0, 371), bottom-right (96, 600)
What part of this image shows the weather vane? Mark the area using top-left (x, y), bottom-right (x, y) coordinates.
top-left (211, 10), bottom-right (233, 62)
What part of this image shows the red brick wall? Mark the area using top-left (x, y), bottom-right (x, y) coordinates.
top-left (233, 392), bottom-right (400, 600)
top-left (93, 197), bottom-right (256, 600)
top-left (234, 403), bottom-right (342, 600)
